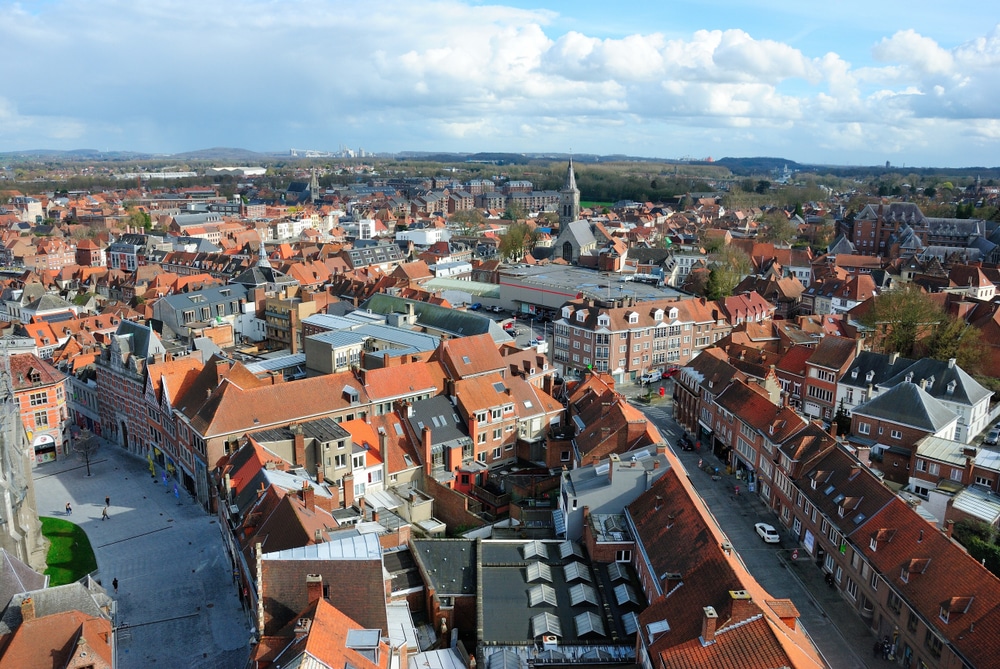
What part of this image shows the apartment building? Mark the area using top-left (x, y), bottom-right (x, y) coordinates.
top-left (552, 295), bottom-right (740, 384)
top-left (9, 353), bottom-right (68, 464)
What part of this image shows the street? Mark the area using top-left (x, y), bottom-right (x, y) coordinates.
top-left (634, 387), bottom-right (895, 669)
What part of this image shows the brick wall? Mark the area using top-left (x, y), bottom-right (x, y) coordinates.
top-left (424, 478), bottom-right (488, 532)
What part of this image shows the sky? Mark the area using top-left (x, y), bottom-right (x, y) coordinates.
top-left (2, 0), bottom-right (1000, 167)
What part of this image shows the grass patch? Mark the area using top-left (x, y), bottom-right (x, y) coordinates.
top-left (40, 517), bottom-right (98, 586)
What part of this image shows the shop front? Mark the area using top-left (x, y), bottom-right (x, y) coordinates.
top-left (32, 434), bottom-right (57, 464)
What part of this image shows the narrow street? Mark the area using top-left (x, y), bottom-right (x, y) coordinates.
top-left (631, 382), bottom-right (896, 669)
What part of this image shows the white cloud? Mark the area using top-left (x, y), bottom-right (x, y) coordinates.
top-left (0, 1), bottom-right (997, 165)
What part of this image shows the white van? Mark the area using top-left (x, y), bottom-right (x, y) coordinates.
top-left (640, 369), bottom-right (662, 384)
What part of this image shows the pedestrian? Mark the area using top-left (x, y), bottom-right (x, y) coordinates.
top-left (105, 496), bottom-right (110, 507)
top-left (101, 506), bottom-right (109, 521)
top-left (65, 502), bottom-right (72, 516)
top-left (112, 578), bottom-right (118, 593)
top-left (873, 640), bottom-right (880, 658)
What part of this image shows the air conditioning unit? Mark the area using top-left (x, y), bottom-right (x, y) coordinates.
top-left (542, 635), bottom-right (558, 647)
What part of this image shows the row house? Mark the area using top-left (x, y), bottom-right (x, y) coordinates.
top-left (801, 335), bottom-right (858, 422)
top-left (672, 348), bottom-right (747, 439)
top-left (552, 295), bottom-right (737, 384)
top-left (9, 353), bottom-right (68, 464)
top-left (95, 320), bottom-right (166, 457)
top-left (624, 469), bottom-right (825, 669)
top-left (779, 438), bottom-right (1000, 669)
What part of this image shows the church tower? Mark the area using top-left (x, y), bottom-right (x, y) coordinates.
top-left (559, 158), bottom-right (580, 226)
top-left (309, 169), bottom-right (320, 205)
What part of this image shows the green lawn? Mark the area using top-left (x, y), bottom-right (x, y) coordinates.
top-left (40, 517), bottom-right (98, 586)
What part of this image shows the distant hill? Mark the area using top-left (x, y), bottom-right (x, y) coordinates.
top-left (0, 149), bottom-right (151, 161)
top-left (699, 156), bottom-right (806, 174)
top-left (165, 147), bottom-right (274, 162)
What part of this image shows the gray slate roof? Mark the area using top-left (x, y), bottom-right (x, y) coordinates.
top-left (839, 351), bottom-right (917, 389)
top-left (878, 358), bottom-right (992, 406)
top-left (852, 382), bottom-right (957, 432)
top-left (0, 549), bottom-right (46, 614)
top-left (0, 578), bottom-right (111, 635)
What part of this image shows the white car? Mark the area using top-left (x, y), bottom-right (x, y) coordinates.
top-left (755, 523), bottom-right (780, 544)
top-left (640, 369), bottom-right (663, 384)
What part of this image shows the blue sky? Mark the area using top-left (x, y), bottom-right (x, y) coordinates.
top-left (1, 0), bottom-right (999, 167)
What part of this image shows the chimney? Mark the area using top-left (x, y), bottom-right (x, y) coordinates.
top-left (422, 426), bottom-right (433, 476)
top-left (608, 454), bottom-right (619, 483)
top-left (890, 351), bottom-right (899, 365)
top-left (946, 519), bottom-right (954, 538)
top-left (393, 644), bottom-right (409, 669)
top-left (653, 459), bottom-right (661, 470)
top-left (468, 415), bottom-right (478, 446)
top-left (292, 424), bottom-right (306, 466)
top-left (20, 597), bottom-right (35, 623)
top-left (729, 589), bottom-right (756, 621)
top-left (700, 606), bottom-right (718, 645)
top-left (656, 442), bottom-right (667, 456)
top-left (343, 472), bottom-right (355, 508)
top-left (306, 574), bottom-right (323, 603)
top-left (300, 481), bottom-right (315, 512)
top-left (379, 429), bottom-right (389, 484)
top-left (829, 421), bottom-right (838, 439)
top-left (372, 509), bottom-right (379, 523)
top-left (948, 358), bottom-right (956, 368)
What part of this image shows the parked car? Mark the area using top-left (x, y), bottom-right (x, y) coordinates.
top-left (490, 305), bottom-right (504, 313)
top-left (640, 369), bottom-right (663, 384)
top-left (985, 426), bottom-right (1000, 446)
top-left (503, 321), bottom-right (516, 332)
top-left (662, 366), bottom-right (680, 378)
top-left (755, 522), bottom-right (780, 544)
top-left (468, 302), bottom-right (482, 311)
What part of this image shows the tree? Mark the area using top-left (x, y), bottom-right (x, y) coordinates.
top-left (73, 430), bottom-right (101, 477)
top-left (755, 180), bottom-right (771, 194)
top-left (498, 222), bottom-right (539, 262)
top-left (760, 211), bottom-right (797, 245)
top-left (449, 209), bottom-right (485, 235)
top-left (706, 246), bottom-right (751, 299)
top-left (503, 200), bottom-right (526, 221)
top-left (860, 286), bottom-right (943, 357)
top-left (924, 315), bottom-right (986, 374)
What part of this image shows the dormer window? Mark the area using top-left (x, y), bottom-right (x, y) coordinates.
top-left (905, 372), bottom-right (913, 383)
top-left (669, 307), bottom-right (679, 320)
top-left (562, 306), bottom-right (573, 319)
top-left (926, 375), bottom-right (935, 390)
top-left (576, 311), bottom-right (586, 322)
top-left (865, 370), bottom-right (875, 383)
top-left (597, 314), bottom-right (610, 327)
top-left (653, 309), bottom-right (664, 322)
top-left (851, 368), bottom-right (859, 379)
top-left (628, 312), bottom-right (638, 324)
top-left (947, 380), bottom-right (957, 395)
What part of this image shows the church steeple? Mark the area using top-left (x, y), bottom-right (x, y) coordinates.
top-left (257, 240), bottom-right (271, 268)
top-left (559, 158), bottom-right (580, 226)
top-left (309, 169), bottom-right (320, 204)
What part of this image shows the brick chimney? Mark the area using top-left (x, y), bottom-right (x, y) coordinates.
top-left (300, 481), bottom-right (315, 512)
top-left (379, 428), bottom-right (389, 484)
top-left (20, 597), bottom-right (35, 623)
top-left (700, 606), bottom-right (718, 645)
top-left (306, 574), bottom-right (323, 603)
top-left (422, 426), bottom-right (433, 476)
top-left (946, 519), bottom-right (954, 538)
top-left (728, 589), bottom-right (756, 622)
top-left (291, 424), bottom-right (305, 467)
top-left (343, 472), bottom-right (355, 509)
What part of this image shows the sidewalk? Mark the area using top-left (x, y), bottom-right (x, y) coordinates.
top-left (638, 395), bottom-right (898, 669)
top-left (32, 439), bottom-right (250, 669)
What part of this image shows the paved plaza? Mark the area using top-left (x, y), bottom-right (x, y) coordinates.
top-left (32, 441), bottom-right (251, 668)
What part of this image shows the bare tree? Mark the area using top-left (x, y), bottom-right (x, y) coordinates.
top-left (73, 430), bottom-right (101, 477)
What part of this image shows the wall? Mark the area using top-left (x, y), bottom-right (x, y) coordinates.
top-left (423, 478), bottom-right (488, 533)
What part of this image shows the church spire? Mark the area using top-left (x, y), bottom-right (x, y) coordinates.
top-left (257, 240), bottom-right (271, 268)
top-left (559, 157), bottom-right (581, 226)
top-left (565, 157), bottom-right (577, 191)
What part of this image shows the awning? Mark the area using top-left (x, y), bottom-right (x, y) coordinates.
top-left (698, 420), bottom-right (714, 433)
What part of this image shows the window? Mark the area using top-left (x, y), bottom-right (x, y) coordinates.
top-left (870, 572), bottom-right (879, 590)
top-left (493, 428), bottom-right (502, 440)
top-left (792, 517), bottom-right (801, 536)
top-left (29, 392), bottom-right (47, 406)
top-left (890, 430), bottom-right (902, 440)
top-left (887, 591), bottom-right (902, 615)
top-left (615, 550), bottom-right (631, 562)
top-left (492, 447), bottom-right (501, 459)
top-left (561, 450), bottom-right (571, 462)
top-left (846, 578), bottom-right (858, 600)
top-left (352, 454), bottom-right (365, 469)
top-left (924, 630), bottom-right (943, 659)
top-left (928, 463), bottom-right (940, 476)
top-left (33, 410), bottom-right (48, 427)
top-left (858, 422), bottom-right (870, 435)
top-left (908, 610), bottom-right (919, 633)
top-left (478, 432), bottom-right (486, 444)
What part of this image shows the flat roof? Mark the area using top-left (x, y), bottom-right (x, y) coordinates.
top-left (500, 264), bottom-right (683, 303)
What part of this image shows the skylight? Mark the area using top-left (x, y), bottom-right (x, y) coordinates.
top-left (492, 382), bottom-right (506, 393)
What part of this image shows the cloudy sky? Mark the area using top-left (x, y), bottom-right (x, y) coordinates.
top-left (2, 0), bottom-right (999, 167)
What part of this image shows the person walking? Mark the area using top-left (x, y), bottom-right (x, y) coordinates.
top-left (65, 502), bottom-right (72, 516)
top-left (105, 496), bottom-right (110, 507)
top-left (112, 578), bottom-right (118, 593)
top-left (101, 506), bottom-right (109, 521)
